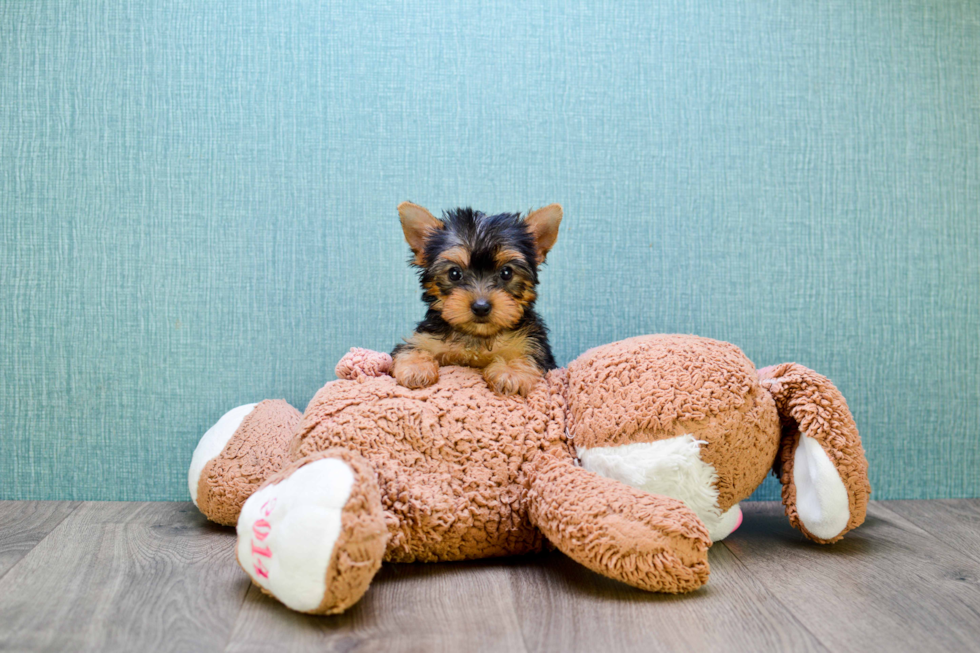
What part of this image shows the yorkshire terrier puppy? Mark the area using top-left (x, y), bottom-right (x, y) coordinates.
top-left (391, 202), bottom-right (562, 396)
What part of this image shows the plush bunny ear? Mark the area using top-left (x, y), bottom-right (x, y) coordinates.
top-left (524, 204), bottom-right (562, 264)
top-left (758, 363), bottom-right (871, 543)
top-left (398, 202), bottom-right (442, 266)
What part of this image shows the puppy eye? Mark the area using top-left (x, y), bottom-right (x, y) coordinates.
top-left (500, 266), bottom-right (513, 281)
top-left (448, 267), bottom-right (462, 282)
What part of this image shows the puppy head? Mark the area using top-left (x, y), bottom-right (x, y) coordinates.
top-left (398, 202), bottom-right (562, 336)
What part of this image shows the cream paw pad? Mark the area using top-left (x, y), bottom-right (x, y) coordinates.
top-left (236, 449), bottom-right (389, 614)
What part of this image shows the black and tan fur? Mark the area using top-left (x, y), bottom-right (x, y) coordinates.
top-left (391, 202), bottom-right (561, 396)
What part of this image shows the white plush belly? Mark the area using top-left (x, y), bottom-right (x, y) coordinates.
top-left (577, 434), bottom-right (740, 542)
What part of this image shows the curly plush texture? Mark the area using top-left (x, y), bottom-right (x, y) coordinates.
top-left (567, 335), bottom-right (759, 447)
top-left (528, 452), bottom-right (711, 592)
top-left (568, 335), bottom-right (781, 511)
top-left (758, 363), bottom-right (871, 543)
top-left (335, 348), bottom-right (392, 381)
top-left (192, 334), bottom-right (871, 612)
top-left (241, 448), bottom-right (390, 614)
top-left (197, 399), bottom-right (301, 526)
top-left (289, 365), bottom-right (571, 562)
top-left (315, 449), bottom-right (389, 614)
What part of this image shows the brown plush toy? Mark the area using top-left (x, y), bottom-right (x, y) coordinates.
top-left (188, 335), bottom-right (870, 614)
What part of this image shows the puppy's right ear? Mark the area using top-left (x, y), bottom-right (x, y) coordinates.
top-left (398, 202), bottom-right (442, 266)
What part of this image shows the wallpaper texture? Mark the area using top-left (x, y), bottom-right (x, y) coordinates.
top-left (2, 1), bottom-right (978, 500)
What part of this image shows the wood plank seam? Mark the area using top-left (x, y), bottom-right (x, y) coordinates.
top-left (0, 501), bottom-right (82, 584)
top-left (221, 572), bottom-right (259, 653)
top-left (505, 573), bottom-right (533, 653)
top-left (721, 501), bottom-right (980, 653)
top-left (718, 540), bottom-right (832, 653)
top-left (872, 502), bottom-right (980, 567)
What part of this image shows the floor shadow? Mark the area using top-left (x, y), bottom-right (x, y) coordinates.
top-left (725, 509), bottom-right (882, 558)
top-left (509, 550), bottom-right (713, 604)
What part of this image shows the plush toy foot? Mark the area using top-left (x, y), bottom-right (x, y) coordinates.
top-left (190, 400), bottom-right (301, 526)
top-left (711, 504), bottom-right (743, 541)
top-left (577, 435), bottom-right (744, 543)
top-left (529, 452), bottom-right (711, 593)
top-left (236, 449), bottom-right (389, 614)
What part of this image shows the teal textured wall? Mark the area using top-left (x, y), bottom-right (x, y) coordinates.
top-left (2, 1), bottom-right (978, 501)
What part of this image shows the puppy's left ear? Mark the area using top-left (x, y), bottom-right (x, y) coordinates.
top-left (525, 204), bottom-right (562, 264)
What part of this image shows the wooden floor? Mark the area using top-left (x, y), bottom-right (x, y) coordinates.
top-left (0, 501), bottom-right (978, 652)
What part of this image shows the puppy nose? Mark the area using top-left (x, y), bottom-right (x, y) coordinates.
top-left (471, 299), bottom-right (492, 317)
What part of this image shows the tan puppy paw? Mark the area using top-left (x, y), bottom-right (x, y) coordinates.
top-left (483, 357), bottom-right (542, 396)
top-left (392, 348), bottom-right (439, 389)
